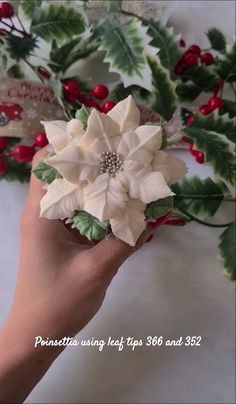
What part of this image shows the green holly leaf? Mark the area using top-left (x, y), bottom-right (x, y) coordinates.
top-left (145, 197), bottom-right (173, 220)
top-left (20, 0), bottom-right (42, 19)
top-left (49, 38), bottom-right (79, 73)
top-left (72, 211), bottom-right (110, 241)
top-left (6, 34), bottom-right (38, 61)
top-left (146, 19), bottom-right (181, 70)
top-left (186, 127), bottom-right (236, 188)
top-left (221, 100), bottom-right (236, 118)
top-left (31, 4), bottom-right (86, 42)
top-left (182, 108), bottom-right (236, 143)
top-left (219, 222), bottom-right (236, 280)
top-left (98, 19), bottom-right (153, 90)
top-left (172, 176), bottom-right (224, 219)
top-left (215, 43), bottom-right (236, 83)
top-left (107, 0), bottom-right (123, 12)
top-left (181, 65), bottom-right (218, 92)
top-left (206, 27), bottom-right (226, 53)
top-left (7, 64), bottom-right (24, 79)
top-left (147, 56), bottom-right (177, 121)
top-left (176, 82), bottom-right (202, 102)
top-left (75, 105), bottom-right (91, 127)
top-left (33, 161), bottom-right (61, 184)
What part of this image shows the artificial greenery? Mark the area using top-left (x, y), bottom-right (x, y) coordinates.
top-left (0, 0), bottom-right (235, 279)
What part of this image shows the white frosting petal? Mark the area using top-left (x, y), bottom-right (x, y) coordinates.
top-left (45, 144), bottom-right (99, 184)
top-left (84, 109), bottom-right (120, 150)
top-left (110, 199), bottom-right (146, 246)
top-left (40, 178), bottom-right (83, 219)
top-left (41, 120), bottom-right (70, 153)
top-left (108, 95), bottom-right (140, 132)
top-left (118, 161), bottom-right (173, 203)
top-left (152, 151), bottom-right (188, 184)
top-left (84, 173), bottom-right (128, 221)
top-left (117, 125), bottom-right (162, 164)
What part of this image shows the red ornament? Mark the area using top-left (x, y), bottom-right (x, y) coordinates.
top-left (63, 79), bottom-right (80, 102)
top-left (200, 52), bottom-right (214, 65)
top-left (37, 66), bottom-right (51, 79)
top-left (179, 39), bottom-right (186, 47)
top-left (0, 159), bottom-right (7, 176)
top-left (187, 114), bottom-right (195, 127)
top-left (0, 2), bottom-right (14, 18)
top-left (183, 52), bottom-right (199, 67)
top-left (195, 151), bottom-right (205, 164)
top-left (102, 101), bottom-right (116, 113)
top-left (0, 136), bottom-right (8, 151)
top-left (11, 145), bottom-right (36, 163)
top-left (187, 45), bottom-right (201, 55)
top-left (199, 104), bottom-right (211, 116)
top-left (208, 96), bottom-right (224, 110)
top-left (92, 85), bottom-right (109, 100)
top-left (34, 132), bottom-right (48, 148)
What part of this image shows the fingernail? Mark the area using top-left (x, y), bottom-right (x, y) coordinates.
top-left (145, 234), bottom-right (153, 243)
top-left (165, 218), bottom-right (187, 226)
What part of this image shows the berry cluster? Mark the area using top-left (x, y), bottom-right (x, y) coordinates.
top-left (62, 79), bottom-right (116, 113)
top-left (175, 42), bottom-right (214, 76)
top-left (0, 2), bottom-right (29, 37)
top-left (0, 132), bottom-right (48, 177)
top-left (181, 116), bottom-right (205, 164)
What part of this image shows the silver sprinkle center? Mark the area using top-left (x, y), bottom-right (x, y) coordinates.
top-left (99, 151), bottom-right (123, 177)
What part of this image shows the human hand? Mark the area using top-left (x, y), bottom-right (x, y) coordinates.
top-left (0, 147), bottom-right (160, 403)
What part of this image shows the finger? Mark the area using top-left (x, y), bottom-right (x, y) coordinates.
top-left (89, 223), bottom-right (153, 271)
top-left (26, 146), bottom-right (50, 212)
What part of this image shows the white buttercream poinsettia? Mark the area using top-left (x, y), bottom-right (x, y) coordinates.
top-left (40, 96), bottom-right (187, 246)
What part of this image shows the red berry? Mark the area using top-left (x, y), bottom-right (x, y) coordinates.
top-left (187, 115), bottom-right (195, 127)
top-left (208, 96), bottom-right (224, 110)
top-left (0, 28), bottom-right (7, 36)
top-left (0, 136), bottom-right (8, 151)
top-left (11, 145), bottom-right (36, 163)
top-left (187, 45), bottom-right (201, 55)
top-left (174, 60), bottom-right (187, 76)
top-left (200, 52), bottom-right (214, 65)
top-left (165, 218), bottom-right (187, 226)
top-left (34, 132), bottom-right (48, 148)
top-left (83, 99), bottom-right (100, 110)
top-left (63, 79), bottom-right (80, 102)
top-left (92, 84), bottom-right (109, 100)
top-left (0, 2), bottom-right (14, 18)
top-left (199, 104), bottom-right (211, 116)
top-left (189, 143), bottom-right (198, 157)
top-left (195, 151), bottom-right (205, 164)
top-left (0, 159), bottom-right (7, 176)
top-left (183, 52), bottom-right (199, 67)
top-left (37, 66), bottom-right (51, 79)
top-left (182, 135), bottom-right (193, 143)
top-left (102, 101), bottom-right (116, 113)
top-left (179, 39), bottom-right (186, 47)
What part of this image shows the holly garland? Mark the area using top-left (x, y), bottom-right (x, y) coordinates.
top-left (0, 1), bottom-right (235, 280)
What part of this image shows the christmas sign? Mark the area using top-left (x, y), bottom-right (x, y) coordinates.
top-left (0, 77), bottom-right (64, 138)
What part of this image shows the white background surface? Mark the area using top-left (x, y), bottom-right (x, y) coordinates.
top-left (0, 1), bottom-right (235, 403)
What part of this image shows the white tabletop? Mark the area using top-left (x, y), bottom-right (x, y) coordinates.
top-left (0, 2), bottom-right (235, 402)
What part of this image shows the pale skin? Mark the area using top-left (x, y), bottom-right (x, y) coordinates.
top-left (0, 148), bottom-right (163, 404)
